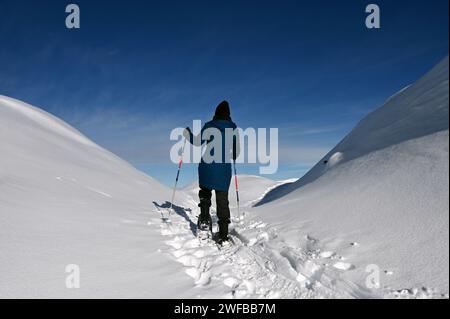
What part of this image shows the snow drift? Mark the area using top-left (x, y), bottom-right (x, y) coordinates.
top-left (0, 96), bottom-right (192, 298)
top-left (253, 57), bottom-right (449, 295)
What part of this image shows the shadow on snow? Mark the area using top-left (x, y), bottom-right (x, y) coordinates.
top-left (153, 201), bottom-right (197, 236)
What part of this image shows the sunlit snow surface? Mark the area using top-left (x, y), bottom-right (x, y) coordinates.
top-left (0, 57), bottom-right (448, 298)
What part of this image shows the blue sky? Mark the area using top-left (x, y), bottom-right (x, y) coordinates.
top-left (0, 0), bottom-right (448, 187)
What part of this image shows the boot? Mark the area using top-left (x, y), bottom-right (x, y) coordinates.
top-left (217, 222), bottom-right (229, 244)
top-left (198, 187), bottom-right (212, 231)
top-left (197, 204), bottom-right (212, 231)
top-left (216, 190), bottom-right (231, 244)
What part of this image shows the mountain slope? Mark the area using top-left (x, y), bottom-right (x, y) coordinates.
top-left (0, 95), bottom-right (192, 298)
top-left (258, 56), bottom-right (449, 205)
top-left (1, 56), bottom-right (447, 298)
top-left (252, 57), bottom-right (449, 294)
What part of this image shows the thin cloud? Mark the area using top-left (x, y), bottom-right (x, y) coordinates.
top-left (281, 123), bottom-right (347, 138)
top-left (278, 145), bottom-right (331, 165)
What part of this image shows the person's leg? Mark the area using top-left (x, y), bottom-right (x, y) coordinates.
top-left (215, 190), bottom-right (231, 240)
top-left (198, 186), bottom-right (212, 229)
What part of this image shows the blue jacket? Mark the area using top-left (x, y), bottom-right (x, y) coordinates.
top-left (188, 119), bottom-right (238, 192)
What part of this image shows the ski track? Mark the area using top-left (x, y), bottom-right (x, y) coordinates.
top-left (150, 198), bottom-right (384, 299)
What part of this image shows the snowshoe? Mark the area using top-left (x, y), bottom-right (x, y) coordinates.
top-left (198, 221), bottom-right (211, 231)
top-left (197, 229), bottom-right (211, 241)
top-left (197, 214), bottom-right (212, 230)
top-left (216, 237), bottom-right (233, 249)
top-left (197, 216), bottom-right (213, 241)
top-left (214, 232), bottom-right (234, 249)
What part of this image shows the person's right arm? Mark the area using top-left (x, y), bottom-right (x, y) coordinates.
top-left (184, 126), bottom-right (205, 147)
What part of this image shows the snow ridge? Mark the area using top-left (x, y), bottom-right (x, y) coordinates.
top-left (258, 56), bottom-right (449, 204)
top-left (0, 95), bottom-right (97, 147)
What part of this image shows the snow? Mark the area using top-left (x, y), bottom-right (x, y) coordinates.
top-left (259, 56), bottom-right (449, 204)
top-left (1, 56), bottom-right (448, 299)
top-left (183, 175), bottom-right (289, 209)
top-left (253, 56), bottom-right (449, 296)
top-left (0, 95), bottom-right (193, 298)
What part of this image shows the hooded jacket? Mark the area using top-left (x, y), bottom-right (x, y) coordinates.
top-left (187, 101), bottom-right (239, 191)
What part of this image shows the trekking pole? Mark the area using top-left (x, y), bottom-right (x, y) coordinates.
top-left (169, 137), bottom-right (187, 215)
top-left (233, 159), bottom-right (241, 223)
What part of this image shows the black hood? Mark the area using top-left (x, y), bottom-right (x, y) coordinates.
top-left (213, 100), bottom-right (231, 121)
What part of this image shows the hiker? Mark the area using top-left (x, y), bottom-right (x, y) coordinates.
top-left (184, 101), bottom-right (239, 245)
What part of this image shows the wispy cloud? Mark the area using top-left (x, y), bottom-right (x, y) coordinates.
top-left (66, 105), bottom-right (179, 163)
top-left (280, 123), bottom-right (347, 138)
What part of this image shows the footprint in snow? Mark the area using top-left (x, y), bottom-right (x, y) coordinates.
top-left (196, 271), bottom-right (212, 286)
top-left (165, 237), bottom-right (186, 250)
top-left (242, 280), bottom-right (256, 295)
top-left (257, 232), bottom-right (270, 242)
top-left (248, 221), bottom-right (267, 229)
top-left (171, 249), bottom-right (186, 258)
top-left (223, 277), bottom-right (240, 289)
top-left (223, 277), bottom-right (254, 298)
top-left (185, 260), bottom-right (212, 286)
top-left (319, 251), bottom-right (335, 259)
top-left (295, 273), bottom-right (309, 284)
top-left (160, 227), bottom-right (175, 236)
top-left (183, 238), bottom-right (202, 249)
top-left (193, 250), bottom-right (206, 258)
top-left (306, 235), bottom-right (318, 243)
top-left (248, 238), bottom-right (258, 246)
top-left (333, 262), bottom-right (355, 271)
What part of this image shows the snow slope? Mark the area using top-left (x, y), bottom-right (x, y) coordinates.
top-left (184, 175), bottom-right (291, 210)
top-left (259, 57), bottom-right (449, 204)
top-left (0, 96), bottom-right (194, 298)
top-left (1, 95), bottom-right (358, 299)
top-left (1, 57), bottom-right (447, 299)
top-left (253, 57), bottom-right (449, 295)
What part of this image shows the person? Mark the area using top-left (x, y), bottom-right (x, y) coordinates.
top-left (184, 100), bottom-right (239, 245)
